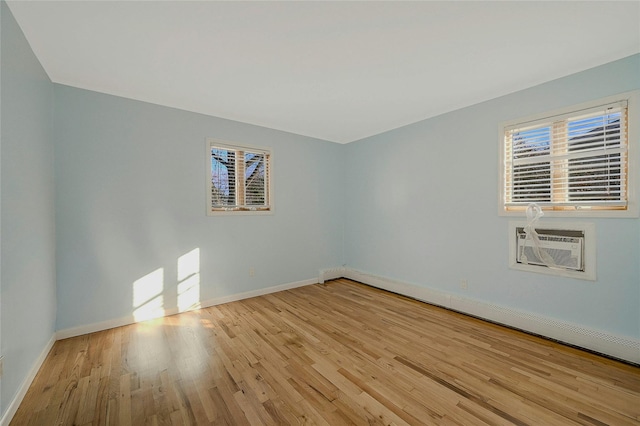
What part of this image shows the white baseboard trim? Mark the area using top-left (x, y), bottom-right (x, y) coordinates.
top-left (0, 334), bottom-right (56, 426)
top-left (319, 267), bottom-right (346, 283)
top-left (56, 314), bottom-right (144, 340)
top-left (342, 268), bottom-right (640, 365)
top-left (56, 278), bottom-right (318, 340)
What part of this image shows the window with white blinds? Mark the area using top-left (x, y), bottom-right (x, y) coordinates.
top-left (207, 139), bottom-right (272, 215)
top-left (501, 93), bottom-right (638, 216)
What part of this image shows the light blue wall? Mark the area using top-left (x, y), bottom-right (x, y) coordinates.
top-left (344, 54), bottom-right (640, 339)
top-left (0, 1), bottom-right (56, 417)
top-left (0, 1), bottom-right (3, 412)
top-left (54, 86), bottom-right (345, 330)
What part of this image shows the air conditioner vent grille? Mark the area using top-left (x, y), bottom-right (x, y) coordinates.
top-left (516, 228), bottom-right (585, 271)
top-left (509, 221), bottom-right (595, 280)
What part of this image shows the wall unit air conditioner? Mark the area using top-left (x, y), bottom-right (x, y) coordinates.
top-left (516, 230), bottom-right (583, 271)
top-left (508, 221), bottom-right (595, 280)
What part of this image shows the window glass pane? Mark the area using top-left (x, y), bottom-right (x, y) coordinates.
top-left (569, 153), bottom-right (621, 201)
top-left (568, 113), bottom-right (622, 201)
top-left (568, 112), bottom-right (621, 153)
top-left (211, 148), bottom-right (236, 207)
top-left (244, 151), bottom-right (266, 206)
top-left (512, 126), bottom-right (551, 159)
top-left (512, 162), bottom-right (551, 202)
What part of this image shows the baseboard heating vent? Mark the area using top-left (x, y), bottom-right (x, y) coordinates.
top-left (450, 296), bottom-right (640, 364)
top-left (318, 267), bottom-right (637, 363)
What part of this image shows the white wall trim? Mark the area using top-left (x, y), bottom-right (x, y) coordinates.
top-left (319, 267), bottom-right (346, 283)
top-left (0, 335), bottom-right (56, 426)
top-left (342, 268), bottom-right (640, 364)
top-left (56, 278), bottom-right (317, 340)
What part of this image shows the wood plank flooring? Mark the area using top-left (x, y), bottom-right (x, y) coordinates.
top-left (11, 279), bottom-right (640, 425)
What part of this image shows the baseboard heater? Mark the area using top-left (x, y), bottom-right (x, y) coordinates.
top-left (328, 268), bottom-right (638, 365)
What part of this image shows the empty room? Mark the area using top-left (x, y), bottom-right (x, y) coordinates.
top-left (1, 1), bottom-right (639, 425)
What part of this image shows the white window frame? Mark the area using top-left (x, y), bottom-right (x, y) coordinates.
top-left (206, 138), bottom-right (273, 216)
top-left (499, 90), bottom-right (639, 218)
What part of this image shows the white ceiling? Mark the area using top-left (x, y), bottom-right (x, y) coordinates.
top-left (6, 1), bottom-right (640, 144)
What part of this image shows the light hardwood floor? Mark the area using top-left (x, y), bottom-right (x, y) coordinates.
top-left (11, 279), bottom-right (640, 425)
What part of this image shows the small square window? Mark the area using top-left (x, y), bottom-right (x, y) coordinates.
top-left (207, 139), bottom-right (272, 215)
